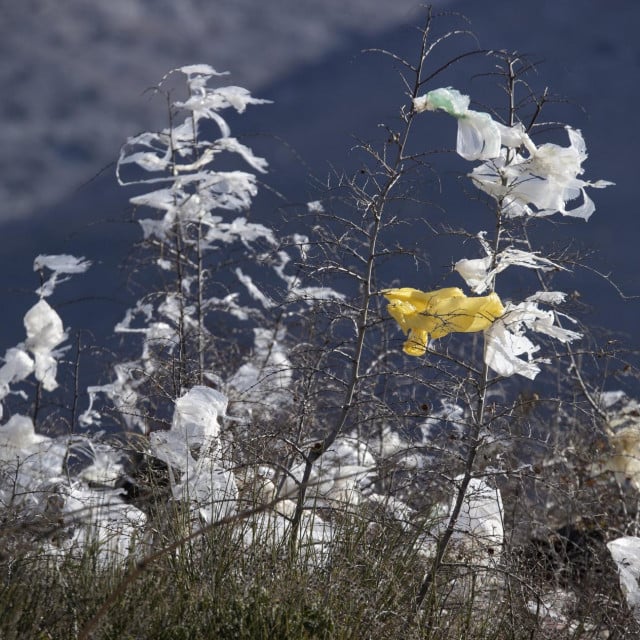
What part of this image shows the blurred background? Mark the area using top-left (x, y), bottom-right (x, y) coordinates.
top-left (1, 0), bottom-right (638, 357)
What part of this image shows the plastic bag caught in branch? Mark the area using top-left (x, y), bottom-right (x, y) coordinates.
top-left (455, 242), bottom-right (567, 294)
top-left (117, 67), bottom-right (270, 186)
top-left (484, 298), bottom-right (581, 379)
top-left (24, 299), bottom-right (67, 391)
top-left (413, 87), bottom-right (534, 161)
top-left (0, 348), bottom-right (34, 416)
top-left (34, 254), bottom-right (91, 298)
top-left (470, 127), bottom-right (613, 220)
top-left (608, 537), bottom-right (640, 621)
top-left (383, 287), bottom-right (504, 356)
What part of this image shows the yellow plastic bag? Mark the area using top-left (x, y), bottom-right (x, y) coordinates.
top-left (382, 287), bottom-right (504, 356)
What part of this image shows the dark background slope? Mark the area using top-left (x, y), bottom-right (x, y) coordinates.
top-left (1, 1), bottom-right (637, 364)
